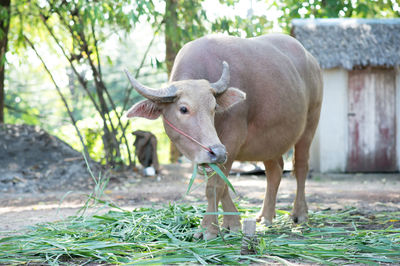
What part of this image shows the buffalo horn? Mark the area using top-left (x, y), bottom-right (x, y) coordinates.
top-left (211, 61), bottom-right (230, 95)
top-left (124, 69), bottom-right (177, 103)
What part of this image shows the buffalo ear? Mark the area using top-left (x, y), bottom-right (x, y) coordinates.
top-left (216, 87), bottom-right (246, 112)
top-left (125, 100), bottom-right (162, 120)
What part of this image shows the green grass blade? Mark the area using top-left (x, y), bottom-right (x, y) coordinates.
top-left (204, 212), bottom-right (240, 215)
top-left (1, 197), bottom-right (400, 265)
top-left (208, 163), bottom-right (236, 194)
top-left (186, 164), bottom-right (198, 195)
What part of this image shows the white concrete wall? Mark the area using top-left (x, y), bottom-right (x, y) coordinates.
top-left (310, 68), bottom-right (348, 172)
top-left (309, 123), bottom-right (320, 172)
top-left (396, 67), bottom-right (400, 171)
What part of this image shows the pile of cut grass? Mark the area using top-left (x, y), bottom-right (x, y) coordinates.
top-left (0, 202), bottom-right (399, 265)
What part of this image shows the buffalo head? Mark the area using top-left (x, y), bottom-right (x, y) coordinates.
top-left (125, 62), bottom-right (246, 165)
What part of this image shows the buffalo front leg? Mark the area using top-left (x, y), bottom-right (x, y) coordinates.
top-left (220, 162), bottom-right (241, 232)
top-left (195, 162), bottom-right (240, 240)
top-left (218, 161), bottom-right (241, 233)
top-left (220, 185), bottom-right (241, 233)
top-left (194, 175), bottom-right (226, 240)
top-left (257, 158), bottom-right (283, 225)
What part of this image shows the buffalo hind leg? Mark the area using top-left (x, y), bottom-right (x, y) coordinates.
top-left (292, 106), bottom-right (320, 223)
top-left (292, 141), bottom-right (310, 223)
top-left (257, 158), bottom-right (283, 225)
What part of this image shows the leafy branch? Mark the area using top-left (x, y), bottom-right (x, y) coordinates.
top-left (24, 34), bottom-right (90, 160)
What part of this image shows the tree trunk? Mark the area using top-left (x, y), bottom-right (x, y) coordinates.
top-left (76, 16), bottom-right (122, 167)
top-left (165, 0), bottom-right (179, 75)
top-left (165, 0), bottom-right (181, 163)
top-left (0, 0), bottom-right (11, 124)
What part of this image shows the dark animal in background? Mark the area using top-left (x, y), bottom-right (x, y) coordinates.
top-left (132, 130), bottom-right (160, 174)
top-left (125, 34), bottom-right (323, 239)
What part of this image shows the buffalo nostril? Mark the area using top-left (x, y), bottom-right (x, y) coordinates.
top-left (208, 144), bottom-right (227, 163)
top-left (209, 153), bottom-right (217, 162)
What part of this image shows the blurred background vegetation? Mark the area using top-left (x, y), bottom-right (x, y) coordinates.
top-left (0, 0), bottom-right (399, 167)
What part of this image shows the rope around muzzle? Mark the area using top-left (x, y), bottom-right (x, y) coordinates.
top-left (162, 117), bottom-right (213, 154)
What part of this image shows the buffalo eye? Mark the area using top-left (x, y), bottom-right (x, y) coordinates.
top-left (179, 106), bottom-right (189, 114)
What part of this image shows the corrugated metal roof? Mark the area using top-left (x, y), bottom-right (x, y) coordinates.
top-left (292, 18), bottom-right (400, 69)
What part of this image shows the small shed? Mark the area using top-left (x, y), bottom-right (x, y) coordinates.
top-left (292, 18), bottom-right (400, 173)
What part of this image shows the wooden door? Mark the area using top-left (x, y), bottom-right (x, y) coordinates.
top-left (347, 67), bottom-right (397, 172)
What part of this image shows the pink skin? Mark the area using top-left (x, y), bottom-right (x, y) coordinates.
top-left (126, 79), bottom-right (245, 165)
top-left (126, 33), bottom-right (323, 239)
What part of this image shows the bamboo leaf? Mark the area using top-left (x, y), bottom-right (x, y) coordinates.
top-left (186, 164), bottom-right (198, 195)
top-left (208, 163), bottom-right (236, 194)
top-left (204, 212), bottom-right (240, 215)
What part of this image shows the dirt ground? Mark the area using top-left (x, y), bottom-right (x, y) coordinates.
top-left (1, 162), bottom-right (399, 235)
top-left (1, 124), bottom-right (399, 236)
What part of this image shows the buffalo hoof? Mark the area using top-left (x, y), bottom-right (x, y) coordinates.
top-left (204, 231), bottom-right (218, 240)
top-left (221, 224), bottom-right (241, 234)
top-left (292, 203), bottom-right (308, 224)
top-left (222, 216), bottom-right (241, 233)
top-left (260, 217), bottom-right (272, 226)
top-left (256, 214), bottom-right (273, 226)
top-left (193, 231), bottom-right (218, 240)
top-left (292, 213), bottom-right (308, 224)
top-left (193, 231), bottom-right (203, 239)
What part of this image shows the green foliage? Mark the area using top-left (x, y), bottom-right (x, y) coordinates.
top-left (174, 0), bottom-right (209, 43)
top-left (274, 0), bottom-right (400, 32)
top-left (4, 105), bottom-right (40, 125)
top-left (3, 56), bottom-right (62, 126)
top-left (56, 110), bottom-right (171, 164)
top-left (5, 0), bottom-right (166, 166)
top-left (188, 163), bottom-right (236, 195)
top-left (4, 2), bottom-right (167, 165)
top-left (4, 0), bottom-right (275, 166)
top-left (0, 1), bottom-right (10, 44)
top-left (9, 0), bottom-right (154, 52)
top-left (212, 15), bottom-right (273, 37)
top-left (163, 0), bottom-right (273, 62)
top-left (5, 0), bottom-right (399, 166)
